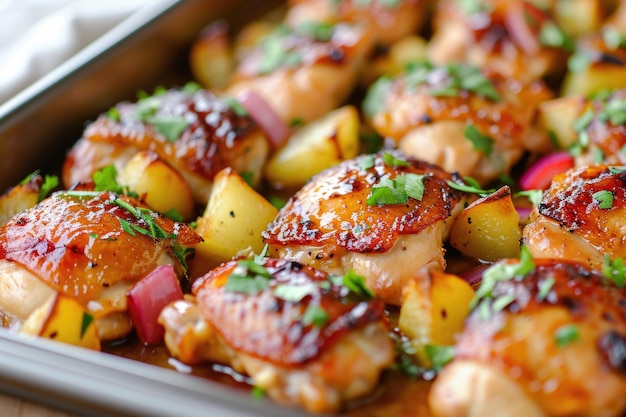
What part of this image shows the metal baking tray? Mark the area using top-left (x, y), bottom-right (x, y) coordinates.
top-left (0, 1), bottom-right (311, 416)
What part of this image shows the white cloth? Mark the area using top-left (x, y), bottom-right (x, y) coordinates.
top-left (0, 0), bottom-right (150, 104)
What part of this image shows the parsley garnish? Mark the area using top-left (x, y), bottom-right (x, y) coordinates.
top-left (163, 208), bottom-right (184, 222)
top-left (222, 96), bottom-right (248, 117)
top-left (599, 97), bottom-right (626, 125)
top-left (382, 152), bottom-right (410, 167)
top-left (554, 324), bottom-right (580, 347)
top-left (295, 21), bottom-right (334, 42)
top-left (567, 49), bottom-right (594, 73)
top-left (273, 283), bottom-right (318, 302)
top-left (603, 255), bottom-right (626, 288)
top-left (301, 305), bottom-right (329, 328)
top-left (538, 22), bottom-right (574, 52)
top-left (363, 76), bottom-right (392, 117)
top-left (593, 190), bottom-right (614, 209)
top-left (80, 313), bottom-right (94, 339)
top-left (181, 81), bottom-right (202, 95)
top-left (603, 27), bottom-right (626, 50)
top-left (367, 173), bottom-right (425, 206)
top-left (224, 259), bottom-right (272, 295)
top-left (471, 246), bottom-right (535, 318)
top-left (464, 125), bottom-right (494, 156)
top-left (257, 26), bottom-right (303, 74)
top-left (446, 177), bottom-right (495, 197)
top-left (359, 154), bottom-right (376, 171)
top-left (423, 345), bottom-right (455, 371)
top-left (251, 386), bottom-right (266, 401)
top-left (147, 115), bottom-right (189, 142)
top-left (93, 165), bottom-right (136, 197)
top-left (38, 175), bottom-right (59, 203)
top-left (107, 106), bottom-right (121, 122)
top-left (537, 275), bottom-right (555, 301)
top-left (515, 189), bottom-right (543, 206)
top-left (331, 270), bottom-right (375, 298)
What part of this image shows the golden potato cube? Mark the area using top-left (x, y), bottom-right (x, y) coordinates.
top-left (118, 151), bottom-right (195, 221)
top-left (192, 168), bottom-right (278, 273)
top-left (537, 95), bottom-right (585, 150)
top-left (555, 0), bottom-right (604, 37)
top-left (399, 271), bottom-right (474, 366)
top-left (190, 21), bottom-right (235, 90)
top-left (449, 186), bottom-right (522, 262)
top-left (562, 65), bottom-right (626, 98)
top-left (20, 292), bottom-right (101, 351)
top-left (360, 35), bottom-right (428, 86)
top-left (264, 105), bottom-right (360, 190)
top-left (0, 174), bottom-right (44, 226)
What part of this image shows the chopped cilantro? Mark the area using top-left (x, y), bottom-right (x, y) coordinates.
top-left (359, 154), bottom-right (376, 171)
top-left (538, 22), bottom-right (574, 52)
top-left (80, 313), bottom-right (94, 339)
top-left (181, 81), bottom-right (202, 95)
top-left (599, 97), bottom-right (626, 125)
top-left (224, 260), bottom-right (271, 295)
top-left (609, 166), bottom-right (626, 174)
top-left (92, 165), bottom-right (133, 196)
top-left (301, 305), bottom-right (329, 327)
top-left (239, 171), bottom-right (254, 187)
top-left (537, 275), bottom-right (556, 301)
top-left (367, 173), bottom-right (425, 206)
top-left (273, 283), bottom-right (318, 302)
top-left (382, 152), bottom-right (410, 167)
top-left (251, 386), bottom-right (266, 400)
top-left (38, 175), bottom-right (59, 202)
top-left (223, 96), bottom-right (248, 117)
top-left (146, 115), bottom-right (189, 142)
top-left (107, 106), bottom-right (121, 122)
top-left (257, 27), bottom-right (303, 74)
top-left (515, 189), bottom-right (543, 206)
top-left (423, 345), bottom-right (455, 371)
top-left (464, 125), bottom-right (494, 156)
top-left (603, 27), bottom-right (626, 50)
top-left (295, 21), bottom-right (334, 42)
top-left (269, 195), bottom-right (287, 209)
top-left (332, 270), bottom-right (375, 298)
top-left (592, 190), bottom-right (614, 209)
top-left (554, 324), bottom-right (580, 348)
top-left (163, 208), bottom-right (184, 222)
top-left (363, 76), bottom-right (393, 117)
top-left (603, 255), bottom-right (626, 288)
top-left (446, 178), bottom-right (495, 197)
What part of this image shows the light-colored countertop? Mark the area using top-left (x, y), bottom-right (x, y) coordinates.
top-left (2, 394), bottom-right (75, 417)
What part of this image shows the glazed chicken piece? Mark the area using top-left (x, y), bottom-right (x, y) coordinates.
top-left (571, 88), bottom-right (626, 167)
top-left (430, 257), bottom-right (626, 417)
top-left (427, 0), bottom-right (570, 83)
top-left (159, 257), bottom-right (393, 413)
top-left (364, 61), bottom-right (552, 185)
top-left (285, 0), bottom-right (425, 45)
top-left (0, 190), bottom-right (200, 341)
top-left (523, 164), bottom-right (626, 270)
top-left (226, 21), bottom-right (372, 124)
top-left (62, 86), bottom-right (269, 205)
top-left (262, 151), bottom-right (466, 305)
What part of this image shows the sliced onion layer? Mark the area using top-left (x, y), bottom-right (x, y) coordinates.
top-left (237, 90), bottom-right (291, 149)
top-left (519, 151), bottom-right (574, 191)
top-left (127, 264), bottom-right (184, 345)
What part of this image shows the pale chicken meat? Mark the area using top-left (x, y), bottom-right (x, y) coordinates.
top-left (62, 86), bottom-right (269, 205)
top-left (0, 190), bottom-right (200, 341)
top-left (226, 21), bottom-right (373, 124)
top-left (159, 257), bottom-right (393, 414)
top-left (427, 0), bottom-right (570, 83)
top-left (364, 62), bottom-right (552, 185)
top-left (568, 88), bottom-right (626, 168)
top-left (430, 258), bottom-right (626, 417)
top-left (262, 151), bottom-right (466, 305)
top-left (523, 164), bottom-right (626, 270)
top-left (285, 0), bottom-right (425, 45)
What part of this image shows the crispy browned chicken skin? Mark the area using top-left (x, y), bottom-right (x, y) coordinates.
top-left (159, 257), bottom-right (393, 413)
top-left (63, 87), bottom-right (269, 204)
top-left (262, 151), bottom-right (466, 305)
top-left (0, 190), bottom-right (200, 340)
top-left (524, 164), bottom-right (626, 270)
top-left (430, 258), bottom-right (626, 417)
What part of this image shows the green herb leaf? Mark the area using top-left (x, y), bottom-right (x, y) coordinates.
top-left (600, 97), bottom-right (626, 126)
top-left (107, 106), bottom-right (121, 122)
top-left (382, 152), bottom-right (410, 167)
top-left (567, 50), bottom-right (593, 73)
top-left (301, 305), bottom-right (329, 327)
top-left (593, 190), bottom-right (614, 209)
top-left (257, 27), bottom-right (303, 74)
top-left (360, 154), bottom-right (376, 171)
top-left (38, 175), bottom-right (59, 202)
top-left (539, 21), bottom-right (574, 52)
top-left (363, 76), bottom-right (393, 117)
top-left (367, 174), bottom-right (425, 206)
top-left (273, 283), bottom-right (318, 302)
top-left (181, 81), bottom-right (202, 95)
top-left (335, 270), bottom-right (375, 298)
top-left (80, 313), bottom-right (94, 339)
top-left (464, 125), bottom-right (494, 156)
top-left (515, 189), bottom-right (543, 206)
top-left (163, 208), bottom-right (184, 222)
top-left (446, 179), bottom-right (495, 197)
top-left (603, 255), bottom-right (626, 288)
top-left (239, 171), bottom-right (254, 187)
top-left (223, 96), bottom-right (249, 117)
top-left (295, 21), bottom-right (335, 42)
top-left (554, 324), bottom-right (580, 348)
top-left (224, 273), bottom-right (270, 295)
top-left (423, 345), bottom-right (455, 371)
top-left (251, 386), bottom-right (266, 400)
top-left (537, 275), bottom-right (556, 301)
top-left (146, 115), bottom-right (189, 142)
top-left (92, 165), bottom-right (129, 195)
top-left (602, 27), bottom-right (626, 50)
